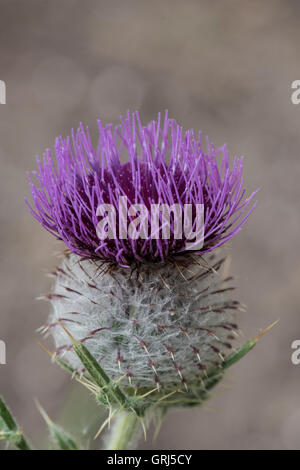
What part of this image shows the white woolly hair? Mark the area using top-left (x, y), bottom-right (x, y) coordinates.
top-left (43, 253), bottom-right (240, 389)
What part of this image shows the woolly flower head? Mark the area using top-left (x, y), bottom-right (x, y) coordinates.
top-left (26, 111), bottom-right (257, 266)
top-left (28, 112), bottom-right (257, 411)
top-left (43, 253), bottom-right (238, 392)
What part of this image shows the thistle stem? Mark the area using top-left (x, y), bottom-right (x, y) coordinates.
top-left (106, 411), bottom-right (140, 450)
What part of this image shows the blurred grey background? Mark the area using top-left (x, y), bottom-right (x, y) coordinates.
top-left (1, 0), bottom-right (300, 450)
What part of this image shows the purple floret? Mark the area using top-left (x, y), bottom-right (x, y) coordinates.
top-left (26, 111), bottom-right (257, 266)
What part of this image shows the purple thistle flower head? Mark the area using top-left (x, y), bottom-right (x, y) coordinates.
top-left (26, 111), bottom-right (257, 266)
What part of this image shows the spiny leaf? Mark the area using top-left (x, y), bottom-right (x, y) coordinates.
top-left (0, 396), bottom-right (31, 450)
top-left (37, 340), bottom-right (93, 382)
top-left (37, 341), bottom-right (77, 375)
top-left (36, 400), bottom-right (80, 450)
top-left (223, 320), bottom-right (279, 370)
top-left (73, 341), bottom-right (128, 406)
top-left (0, 396), bottom-right (16, 430)
top-left (58, 321), bottom-right (128, 407)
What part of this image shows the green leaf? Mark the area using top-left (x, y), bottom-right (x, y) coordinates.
top-left (223, 320), bottom-right (279, 370)
top-left (73, 341), bottom-right (128, 407)
top-left (0, 396), bottom-right (31, 450)
top-left (0, 396), bottom-right (16, 430)
top-left (223, 339), bottom-right (257, 369)
top-left (36, 400), bottom-right (80, 450)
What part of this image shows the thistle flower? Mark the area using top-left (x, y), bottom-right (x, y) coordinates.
top-left (26, 111), bottom-right (257, 266)
top-left (25, 112), bottom-right (258, 449)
